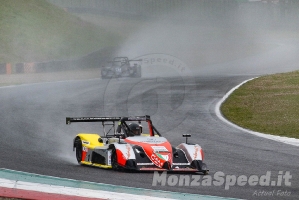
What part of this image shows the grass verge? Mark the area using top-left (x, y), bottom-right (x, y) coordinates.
top-left (221, 71), bottom-right (299, 139)
top-left (0, 0), bottom-right (121, 63)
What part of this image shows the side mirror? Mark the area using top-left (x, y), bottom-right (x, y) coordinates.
top-left (116, 124), bottom-right (121, 133)
top-left (182, 134), bottom-right (191, 144)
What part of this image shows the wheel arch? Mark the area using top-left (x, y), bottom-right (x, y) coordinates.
top-left (73, 136), bottom-right (82, 151)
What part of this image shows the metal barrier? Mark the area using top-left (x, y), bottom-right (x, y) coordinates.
top-left (0, 63), bottom-right (6, 74)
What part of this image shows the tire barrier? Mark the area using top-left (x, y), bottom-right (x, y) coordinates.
top-left (0, 63), bottom-right (12, 75)
top-left (15, 63), bottom-right (24, 74)
top-left (1, 46), bottom-right (117, 75)
top-left (1, 61), bottom-right (86, 74)
top-left (24, 62), bottom-right (35, 73)
top-left (0, 63), bottom-right (6, 74)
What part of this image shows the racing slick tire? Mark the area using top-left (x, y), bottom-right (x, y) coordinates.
top-left (129, 66), bottom-right (141, 78)
top-left (111, 147), bottom-right (120, 170)
top-left (74, 137), bottom-right (82, 163)
top-left (101, 69), bottom-right (109, 79)
top-left (135, 66), bottom-right (141, 78)
top-left (191, 160), bottom-right (209, 175)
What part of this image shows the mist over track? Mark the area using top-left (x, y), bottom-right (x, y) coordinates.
top-left (1, 37), bottom-right (299, 199)
top-left (1, 1), bottom-right (299, 199)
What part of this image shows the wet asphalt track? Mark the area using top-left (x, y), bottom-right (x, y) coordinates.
top-left (1, 39), bottom-right (299, 200)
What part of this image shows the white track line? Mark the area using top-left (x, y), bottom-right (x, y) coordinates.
top-left (215, 77), bottom-right (299, 147)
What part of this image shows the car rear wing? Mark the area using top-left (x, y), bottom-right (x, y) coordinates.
top-left (66, 115), bottom-right (151, 124)
top-left (66, 117), bottom-right (121, 124)
top-left (128, 59), bottom-right (142, 62)
top-left (107, 59), bottom-right (142, 63)
top-left (66, 115), bottom-right (161, 137)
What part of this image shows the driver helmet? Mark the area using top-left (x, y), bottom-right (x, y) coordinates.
top-left (129, 123), bottom-right (141, 136)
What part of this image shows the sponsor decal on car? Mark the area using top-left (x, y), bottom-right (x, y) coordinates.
top-left (82, 140), bottom-right (90, 145)
top-left (151, 146), bottom-right (168, 152)
top-left (193, 145), bottom-right (199, 160)
top-left (173, 163), bottom-right (190, 165)
top-left (137, 163), bottom-right (154, 166)
top-left (142, 137), bottom-right (167, 144)
top-left (126, 144), bottom-right (131, 159)
top-left (150, 153), bottom-right (163, 168)
top-left (140, 168), bottom-right (166, 171)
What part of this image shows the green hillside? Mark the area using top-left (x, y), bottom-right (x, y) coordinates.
top-left (0, 0), bottom-right (119, 63)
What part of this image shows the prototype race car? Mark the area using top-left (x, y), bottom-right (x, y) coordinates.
top-left (101, 57), bottom-right (142, 79)
top-left (66, 115), bottom-right (208, 174)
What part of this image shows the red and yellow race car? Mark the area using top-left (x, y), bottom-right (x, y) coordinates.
top-left (66, 115), bottom-right (208, 174)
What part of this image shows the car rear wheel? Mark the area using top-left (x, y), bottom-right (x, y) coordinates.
top-left (137, 66), bottom-right (141, 78)
top-left (101, 69), bottom-right (109, 79)
top-left (135, 66), bottom-right (141, 78)
top-left (74, 137), bottom-right (82, 163)
top-left (203, 170), bottom-right (209, 175)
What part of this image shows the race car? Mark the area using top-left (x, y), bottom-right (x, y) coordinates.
top-left (101, 57), bottom-right (142, 79)
top-left (66, 115), bottom-right (208, 174)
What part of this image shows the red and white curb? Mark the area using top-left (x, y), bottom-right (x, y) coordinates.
top-left (0, 178), bottom-right (174, 200)
top-left (0, 185), bottom-right (104, 200)
top-left (0, 168), bottom-right (237, 200)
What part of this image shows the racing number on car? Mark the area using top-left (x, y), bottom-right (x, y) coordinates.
top-left (116, 67), bottom-right (121, 72)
